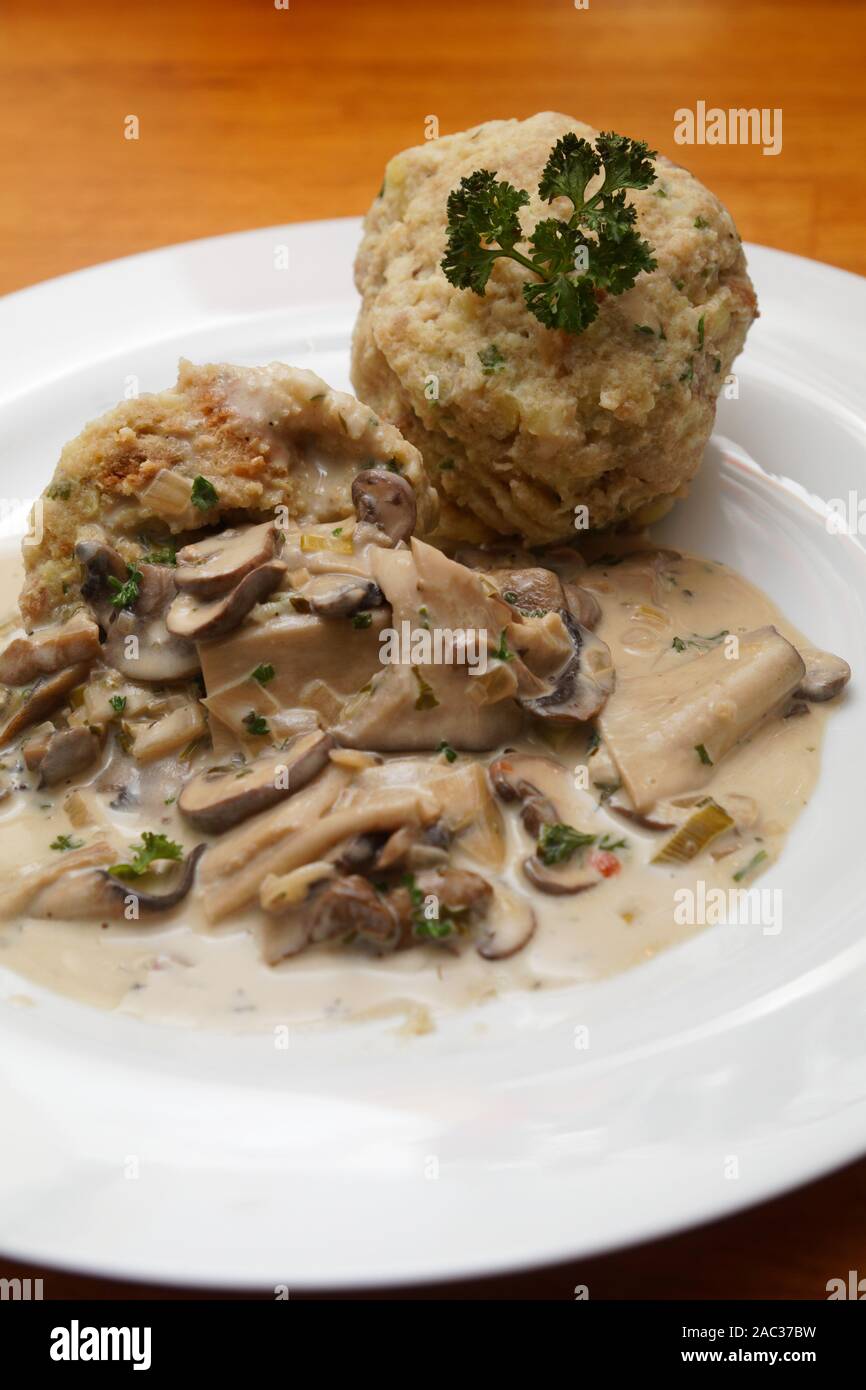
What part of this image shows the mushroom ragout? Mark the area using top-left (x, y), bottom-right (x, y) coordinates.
top-left (0, 440), bottom-right (851, 1028)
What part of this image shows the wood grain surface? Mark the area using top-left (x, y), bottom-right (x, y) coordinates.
top-left (1, 0), bottom-right (864, 1300)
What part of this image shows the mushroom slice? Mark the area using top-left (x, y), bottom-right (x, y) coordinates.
top-left (22, 722), bottom-right (57, 771)
top-left (476, 883), bottom-right (537, 959)
top-left (179, 730), bottom-right (334, 833)
top-left (389, 866), bottom-right (493, 948)
top-left (490, 568), bottom-right (566, 614)
top-left (0, 613), bottom-right (101, 686)
top-left (489, 751), bottom-right (583, 828)
top-left (0, 837), bottom-right (117, 920)
top-left (0, 662), bottom-right (91, 745)
top-left (166, 560), bottom-right (287, 641)
top-left (795, 649), bottom-right (851, 703)
top-left (175, 521), bottom-right (279, 598)
top-left (76, 539), bottom-right (128, 600)
top-left (519, 611), bottom-right (614, 723)
top-left (523, 853), bottom-right (602, 896)
top-left (600, 626), bottom-right (806, 813)
top-left (308, 875), bottom-right (400, 948)
top-left (37, 727), bottom-right (102, 787)
top-left (351, 468), bottom-right (417, 544)
top-left (289, 573), bottom-right (384, 619)
top-left (564, 584), bottom-right (602, 631)
top-left (127, 702), bottom-right (207, 763)
top-left (101, 844), bottom-right (206, 913)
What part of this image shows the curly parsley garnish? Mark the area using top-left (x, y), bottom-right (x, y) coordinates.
top-left (109, 695), bottom-right (127, 715)
top-left (251, 663), bottom-right (276, 686)
top-left (109, 831), bottom-right (184, 879)
top-left (442, 131), bottom-right (658, 335)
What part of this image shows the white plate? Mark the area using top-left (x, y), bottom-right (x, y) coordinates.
top-left (1, 222), bottom-right (866, 1289)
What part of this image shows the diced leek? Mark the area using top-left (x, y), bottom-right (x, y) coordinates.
top-left (651, 798), bottom-right (734, 865)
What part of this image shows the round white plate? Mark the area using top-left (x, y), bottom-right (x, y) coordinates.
top-left (1, 223), bottom-right (866, 1290)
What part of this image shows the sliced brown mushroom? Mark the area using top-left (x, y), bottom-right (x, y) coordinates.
top-left (36, 727), bottom-right (102, 787)
top-left (0, 612), bottom-right (101, 686)
top-left (519, 611), bottom-right (614, 723)
top-left (308, 875), bottom-right (400, 948)
top-left (175, 521), bottom-right (279, 598)
top-left (166, 560), bottom-right (287, 641)
top-left (564, 583), bottom-right (602, 631)
top-left (179, 730), bottom-right (334, 833)
top-left (76, 540), bottom-right (128, 606)
top-left (351, 468), bottom-right (417, 544)
top-left (289, 573), bottom-right (384, 618)
top-left (490, 567), bottom-right (566, 614)
top-left (22, 722), bottom-right (57, 771)
top-left (101, 843), bottom-right (206, 913)
top-left (795, 649), bottom-right (851, 703)
top-left (489, 751), bottom-right (587, 833)
top-left (0, 662), bottom-right (91, 745)
top-left (523, 853), bottom-right (602, 895)
top-left (476, 883), bottom-right (537, 959)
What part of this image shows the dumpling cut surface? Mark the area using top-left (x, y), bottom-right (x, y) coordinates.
top-left (20, 359), bottom-right (436, 628)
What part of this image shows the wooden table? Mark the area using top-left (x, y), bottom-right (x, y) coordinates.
top-left (1, 0), bottom-right (864, 1299)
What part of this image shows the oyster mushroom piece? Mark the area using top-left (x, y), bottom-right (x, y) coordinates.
top-left (288, 573), bottom-right (385, 618)
top-left (489, 751), bottom-right (597, 840)
top-left (476, 883), bottom-right (537, 959)
top-left (308, 875), bottom-right (401, 948)
top-left (600, 625), bottom-right (806, 813)
top-left (179, 731), bottom-right (334, 833)
top-left (564, 583), bottom-right (602, 631)
top-left (519, 610), bottom-right (615, 724)
top-left (0, 662), bottom-right (92, 745)
top-left (0, 612), bottom-right (101, 686)
top-left (166, 560), bottom-right (287, 641)
top-left (75, 539), bottom-right (128, 606)
top-left (0, 838), bottom-right (117, 919)
top-left (174, 521), bottom-right (279, 598)
top-left (98, 562), bottom-right (200, 682)
top-left (351, 468), bottom-right (417, 544)
top-left (101, 843), bottom-right (207, 913)
top-left (795, 649), bottom-right (851, 703)
top-left (36, 727), bottom-right (102, 787)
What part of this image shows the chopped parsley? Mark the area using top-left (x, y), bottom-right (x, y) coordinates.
top-left (191, 475), bottom-right (219, 510)
top-left (251, 663), bottom-right (276, 685)
top-left (694, 216), bottom-right (709, 229)
top-left (352, 612), bottom-right (373, 629)
top-left (109, 695), bottom-right (127, 715)
top-left (537, 822), bottom-right (597, 866)
top-left (142, 543), bottom-right (177, 566)
top-left (107, 563), bottom-right (142, 610)
top-left (109, 832), bottom-right (184, 879)
top-left (442, 130), bottom-right (658, 335)
top-left (436, 740), bottom-right (457, 763)
top-left (695, 743), bottom-right (713, 766)
top-left (671, 636), bottom-right (687, 652)
top-left (492, 630), bottom-right (514, 662)
top-left (732, 849), bottom-right (767, 883)
top-left (697, 314), bottom-right (705, 349)
top-left (478, 344), bottom-right (507, 374)
top-left (243, 711), bottom-right (270, 736)
top-left (598, 833), bottom-right (627, 851)
top-left (50, 834), bottom-right (84, 852)
top-left (403, 873), bottom-right (456, 942)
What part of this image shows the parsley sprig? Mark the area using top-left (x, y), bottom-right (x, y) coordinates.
top-left (442, 131), bottom-right (658, 334)
top-left (109, 831), bottom-right (184, 880)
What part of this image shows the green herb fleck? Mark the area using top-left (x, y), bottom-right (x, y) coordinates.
top-left (352, 612), bottom-right (373, 629)
top-left (732, 849), bottom-right (768, 883)
top-left (109, 695), bottom-right (127, 715)
top-left (412, 669), bottom-right (440, 711)
top-left (635, 324), bottom-right (655, 336)
top-left (671, 636), bottom-right (687, 652)
top-left (107, 563), bottom-right (142, 610)
top-left (538, 822), bottom-right (596, 866)
top-left (695, 743), bottom-right (713, 766)
top-left (478, 344), bottom-right (507, 374)
top-left (436, 740), bottom-right (457, 763)
top-left (142, 543), bottom-right (177, 566)
top-left (109, 831), bottom-right (184, 880)
top-left (679, 359), bottom-right (694, 384)
top-left (243, 711), bottom-right (270, 737)
top-left (251, 663), bottom-right (276, 686)
top-left (50, 834), bottom-right (84, 852)
top-left (191, 475), bottom-right (219, 510)
top-left (492, 630), bottom-right (513, 662)
top-left (694, 216), bottom-right (709, 229)
top-left (697, 314), bottom-right (705, 349)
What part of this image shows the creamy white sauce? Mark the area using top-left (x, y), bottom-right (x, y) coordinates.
top-left (0, 541), bottom-right (831, 1034)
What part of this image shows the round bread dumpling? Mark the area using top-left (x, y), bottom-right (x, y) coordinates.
top-left (352, 111), bottom-right (758, 545)
top-left (20, 359), bottom-right (436, 629)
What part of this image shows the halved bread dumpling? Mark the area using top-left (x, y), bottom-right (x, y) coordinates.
top-left (20, 359), bottom-right (437, 628)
